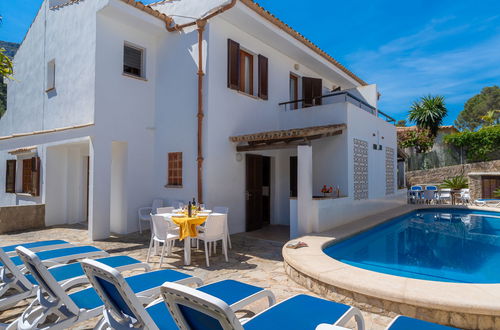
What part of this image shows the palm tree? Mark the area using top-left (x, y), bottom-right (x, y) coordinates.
top-left (480, 110), bottom-right (499, 126)
top-left (408, 95), bottom-right (447, 136)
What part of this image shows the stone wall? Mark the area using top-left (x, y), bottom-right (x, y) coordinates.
top-left (406, 160), bottom-right (500, 186)
top-left (0, 204), bottom-right (45, 234)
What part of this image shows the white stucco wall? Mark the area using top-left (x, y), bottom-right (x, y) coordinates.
top-left (93, 1), bottom-right (165, 235)
top-left (1, 0), bottom-right (106, 136)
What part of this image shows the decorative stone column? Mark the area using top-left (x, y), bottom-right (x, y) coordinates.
top-left (468, 173), bottom-right (482, 201)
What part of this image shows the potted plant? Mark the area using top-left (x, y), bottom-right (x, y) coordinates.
top-left (321, 185), bottom-right (333, 197)
top-left (440, 176), bottom-right (468, 190)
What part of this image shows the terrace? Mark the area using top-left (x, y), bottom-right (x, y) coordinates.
top-left (0, 224), bottom-right (393, 328)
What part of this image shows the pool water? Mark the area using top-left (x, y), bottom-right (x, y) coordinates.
top-left (323, 208), bottom-right (500, 283)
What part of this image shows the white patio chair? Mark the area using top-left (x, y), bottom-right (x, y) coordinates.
top-left (423, 190), bottom-right (437, 204)
top-left (156, 206), bottom-right (174, 214)
top-left (147, 215), bottom-right (179, 268)
top-left (197, 214), bottom-right (228, 267)
top-left (172, 200), bottom-right (185, 209)
top-left (459, 189), bottom-right (470, 205)
top-left (438, 189), bottom-right (452, 204)
top-left (137, 199), bottom-right (163, 234)
top-left (213, 206), bottom-right (231, 247)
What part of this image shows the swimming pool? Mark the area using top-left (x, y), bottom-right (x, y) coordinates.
top-left (324, 208), bottom-right (500, 283)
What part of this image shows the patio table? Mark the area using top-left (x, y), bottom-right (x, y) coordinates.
top-left (170, 214), bottom-right (207, 265)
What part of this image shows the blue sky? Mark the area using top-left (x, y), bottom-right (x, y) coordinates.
top-left (1, 0), bottom-right (499, 125)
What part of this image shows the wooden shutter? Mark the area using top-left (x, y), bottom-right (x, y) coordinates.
top-left (312, 78), bottom-right (322, 106)
top-left (227, 39), bottom-right (240, 90)
top-left (22, 159), bottom-right (32, 193)
top-left (258, 54), bottom-right (268, 100)
top-left (5, 160), bottom-right (16, 193)
top-left (302, 77), bottom-right (313, 107)
top-left (31, 157), bottom-right (41, 196)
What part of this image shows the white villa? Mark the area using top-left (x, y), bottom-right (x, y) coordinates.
top-left (0, 0), bottom-right (405, 240)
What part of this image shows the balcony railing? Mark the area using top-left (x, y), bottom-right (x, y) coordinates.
top-left (278, 91), bottom-right (396, 124)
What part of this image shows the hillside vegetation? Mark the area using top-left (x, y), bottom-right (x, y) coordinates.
top-left (0, 41), bottom-right (20, 118)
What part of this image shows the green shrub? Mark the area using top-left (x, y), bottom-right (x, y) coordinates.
top-left (444, 125), bottom-right (500, 161)
top-left (440, 176), bottom-right (468, 190)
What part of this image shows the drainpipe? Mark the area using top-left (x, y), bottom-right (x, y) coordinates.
top-left (196, 19), bottom-right (206, 204)
top-left (165, 0), bottom-right (237, 203)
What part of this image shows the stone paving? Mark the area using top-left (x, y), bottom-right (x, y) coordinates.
top-left (0, 224), bottom-right (392, 329)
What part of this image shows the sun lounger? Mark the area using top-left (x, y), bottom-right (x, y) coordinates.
top-left (0, 246), bottom-right (149, 311)
top-left (6, 247), bottom-right (203, 329)
top-left (387, 315), bottom-right (457, 329)
top-left (162, 282), bottom-right (364, 330)
top-left (474, 199), bottom-right (500, 207)
top-left (2, 240), bottom-right (73, 257)
top-left (80, 258), bottom-right (276, 329)
top-left (0, 245), bottom-right (109, 273)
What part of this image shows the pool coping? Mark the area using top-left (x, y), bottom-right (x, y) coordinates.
top-left (283, 204), bottom-right (500, 328)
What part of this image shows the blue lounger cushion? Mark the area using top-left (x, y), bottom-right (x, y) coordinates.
top-left (6, 246), bottom-right (102, 267)
top-left (70, 269), bottom-right (193, 310)
top-left (2, 240), bottom-right (69, 254)
top-left (196, 280), bottom-right (264, 306)
top-left (389, 316), bottom-right (457, 329)
top-left (146, 301), bottom-right (179, 330)
top-left (243, 294), bottom-right (351, 330)
top-left (24, 256), bottom-right (142, 285)
top-left (147, 280), bottom-right (271, 329)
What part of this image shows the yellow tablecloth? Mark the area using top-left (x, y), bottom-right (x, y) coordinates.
top-left (171, 215), bottom-right (207, 240)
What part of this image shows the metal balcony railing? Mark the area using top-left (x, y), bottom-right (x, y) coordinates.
top-left (278, 91), bottom-right (396, 124)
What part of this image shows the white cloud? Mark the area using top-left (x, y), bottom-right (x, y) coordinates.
top-left (345, 15), bottom-right (500, 121)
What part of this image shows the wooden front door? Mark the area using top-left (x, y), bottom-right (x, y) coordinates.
top-left (246, 154), bottom-right (263, 231)
top-left (482, 176), bottom-right (500, 199)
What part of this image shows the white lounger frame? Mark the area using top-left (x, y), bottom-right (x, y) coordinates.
top-left (162, 283), bottom-right (364, 330)
top-left (81, 259), bottom-right (275, 329)
top-left (0, 247), bottom-right (150, 311)
top-left (81, 258), bottom-right (203, 330)
top-left (7, 248), bottom-right (152, 329)
top-left (1, 246), bottom-right (109, 276)
top-left (3, 242), bottom-right (74, 257)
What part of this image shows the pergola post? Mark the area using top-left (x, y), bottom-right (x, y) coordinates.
top-left (88, 137), bottom-right (111, 240)
top-left (295, 144), bottom-right (313, 238)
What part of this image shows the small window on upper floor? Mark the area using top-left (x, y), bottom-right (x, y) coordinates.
top-left (46, 59), bottom-right (56, 92)
top-left (123, 43), bottom-right (145, 79)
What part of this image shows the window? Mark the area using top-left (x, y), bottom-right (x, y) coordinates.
top-left (227, 39), bottom-right (268, 99)
top-left (289, 74), bottom-right (299, 110)
top-left (19, 157), bottom-right (41, 196)
top-left (167, 152), bottom-right (183, 187)
top-left (46, 59), bottom-right (56, 91)
top-left (22, 159), bottom-right (32, 194)
top-left (5, 160), bottom-right (16, 193)
top-left (239, 50), bottom-right (254, 95)
top-left (123, 44), bottom-right (144, 78)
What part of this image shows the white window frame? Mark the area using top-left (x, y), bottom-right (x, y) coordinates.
top-left (46, 59), bottom-right (56, 92)
top-left (123, 42), bottom-right (146, 80)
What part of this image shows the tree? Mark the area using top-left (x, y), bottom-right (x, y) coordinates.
top-left (455, 86), bottom-right (500, 131)
top-left (0, 16), bottom-right (13, 80)
top-left (480, 110), bottom-right (500, 126)
top-left (408, 95), bottom-right (447, 136)
top-left (395, 119), bottom-right (407, 127)
top-left (0, 49), bottom-right (13, 80)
